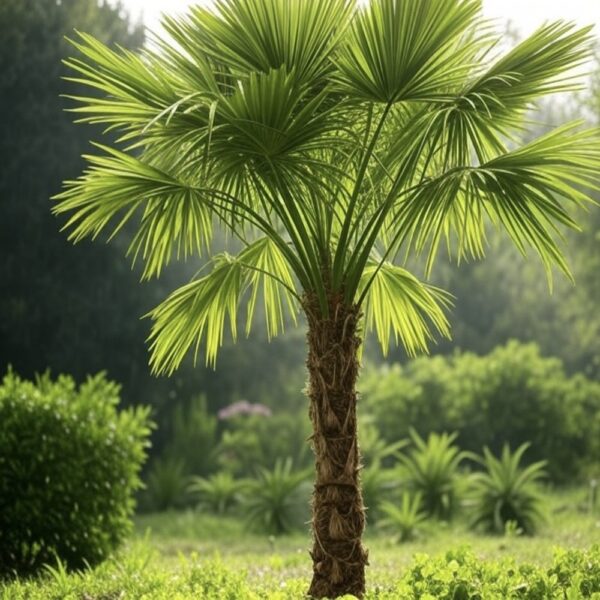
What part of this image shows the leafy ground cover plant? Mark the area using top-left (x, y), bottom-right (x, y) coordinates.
top-left (398, 431), bottom-right (468, 520)
top-left (2, 544), bottom-right (599, 599)
top-left (0, 370), bottom-right (151, 576)
top-left (54, 0), bottom-right (600, 594)
top-left (469, 443), bottom-right (547, 535)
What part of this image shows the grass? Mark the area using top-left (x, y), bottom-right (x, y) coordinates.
top-left (2, 487), bottom-right (599, 599)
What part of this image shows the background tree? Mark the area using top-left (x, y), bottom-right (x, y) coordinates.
top-left (53, 0), bottom-right (600, 597)
top-left (0, 0), bottom-right (145, 385)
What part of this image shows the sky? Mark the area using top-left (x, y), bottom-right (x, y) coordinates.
top-left (114, 0), bottom-right (600, 38)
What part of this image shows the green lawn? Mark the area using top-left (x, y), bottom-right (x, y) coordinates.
top-left (134, 486), bottom-right (600, 584)
top-left (3, 487), bottom-right (599, 599)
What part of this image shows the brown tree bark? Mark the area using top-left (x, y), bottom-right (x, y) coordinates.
top-left (304, 292), bottom-right (368, 599)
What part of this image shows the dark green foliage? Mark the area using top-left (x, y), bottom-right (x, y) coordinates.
top-left (144, 457), bottom-right (189, 512)
top-left (379, 492), bottom-right (426, 543)
top-left (0, 370), bottom-right (151, 576)
top-left (397, 431), bottom-right (467, 520)
top-left (217, 412), bottom-right (311, 476)
top-left (469, 443), bottom-right (547, 535)
top-left (361, 341), bottom-right (600, 482)
top-left (0, 0), bottom-right (148, 389)
top-left (244, 459), bottom-right (310, 535)
top-left (164, 395), bottom-right (218, 477)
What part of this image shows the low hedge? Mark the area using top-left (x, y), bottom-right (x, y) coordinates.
top-left (0, 369), bottom-right (152, 576)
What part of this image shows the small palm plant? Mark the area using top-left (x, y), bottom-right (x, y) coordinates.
top-left (360, 463), bottom-right (399, 524)
top-left (379, 492), bottom-right (427, 543)
top-left (54, 0), bottom-right (600, 595)
top-left (398, 431), bottom-right (467, 520)
top-left (469, 443), bottom-right (547, 535)
top-left (145, 457), bottom-right (188, 511)
top-left (187, 472), bottom-right (245, 515)
top-left (244, 458), bottom-right (310, 535)
top-left (360, 423), bottom-right (406, 522)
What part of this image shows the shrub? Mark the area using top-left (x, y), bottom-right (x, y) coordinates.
top-left (379, 492), bottom-right (426, 543)
top-left (397, 431), bottom-right (467, 520)
top-left (0, 370), bottom-right (151, 576)
top-left (361, 341), bottom-right (600, 483)
top-left (360, 420), bottom-right (405, 523)
top-left (244, 458), bottom-right (310, 535)
top-left (217, 412), bottom-right (311, 477)
top-left (163, 395), bottom-right (218, 477)
top-left (144, 456), bottom-right (189, 511)
top-left (188, 472), bottom-right (245, 515)
top-left (469, 443), bottom-right (547, 535)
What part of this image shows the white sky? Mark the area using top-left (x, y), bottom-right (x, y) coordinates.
top-left (116, 0), bottom-right (600, 38)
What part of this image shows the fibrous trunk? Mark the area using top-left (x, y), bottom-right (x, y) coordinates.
top-left (305, 292), bottom-right (368, 599)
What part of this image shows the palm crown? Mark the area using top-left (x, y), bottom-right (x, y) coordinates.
top-left (55, 0), bottom-right (599, 371)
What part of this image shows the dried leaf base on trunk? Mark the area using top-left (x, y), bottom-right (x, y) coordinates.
top-left (305, 293), bottom-right (368, 599)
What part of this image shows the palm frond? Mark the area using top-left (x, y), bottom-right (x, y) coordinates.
top-left (64, 31), bottom-right (212, 139)
top-left (53, 144), bottom-right (214, 279)
top-left (335, 0), bottom-right (483, 103)
top-left (358, 261), bottom-right (451, 357)
top-left (175, 0), bottom-right (354, 85)
top-left (148, 238), bottom-right (299, 372)
top-left (389, 124), bottom-right (600, 279)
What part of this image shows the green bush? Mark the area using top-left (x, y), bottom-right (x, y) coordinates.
top-left (361, 464), bottom-right (399, 524)
top-left (397, 431), bottom-right (467, 520)
top-left (161, 395), bottom-right (218, 477)
top-left (217, 412), bottom-right (311, 476)
top-left (144, 456), bottom-right (189, 511)
top-left (0, 370), bottom-right (152, 576)
top-left (469, 443), bottom-right (547, 535)
top-left (361, 341), bottom-right (600, 483)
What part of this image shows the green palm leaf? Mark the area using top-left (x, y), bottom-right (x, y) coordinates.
top-left (335, 0), bottom-right (483, 103)
top-left (148, 237), bottom-right (299, 372)
top-left (358, 261), bottom-right (451, 356)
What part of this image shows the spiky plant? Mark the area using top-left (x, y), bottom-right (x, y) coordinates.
top-left (54, 0), bottom-right (600, 595)
top-left (398, 430), bottom-right (467, 519)
top-left (187, 472), bottom-right (245, 515)
top-left (243, 458), bottom-right (310, 535)
top-left (469, 443), bottom-right (547, 535)
top-left (145, 457), bottom-right (188, 511)
top-left (379, 492), bottom-right (427, 543)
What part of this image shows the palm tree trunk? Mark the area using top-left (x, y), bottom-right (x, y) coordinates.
top-left (304, 292), bottom-right (368, 599)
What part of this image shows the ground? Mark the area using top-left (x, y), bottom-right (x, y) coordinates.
top-left (2, 487), bottom-right (599, 599)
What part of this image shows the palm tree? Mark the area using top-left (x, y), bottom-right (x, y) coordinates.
top-left (54, 1), bottom-right (600, 597)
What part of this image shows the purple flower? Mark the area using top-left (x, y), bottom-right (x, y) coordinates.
top-left (218, 400), bottom-right (272, 420)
